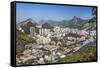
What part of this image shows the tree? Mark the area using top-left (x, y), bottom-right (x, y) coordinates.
top-left (42, 23), bottom-right (52, 29)
top-left (51, 37), bottom-right (58, 43)
top-left (88, 7), bottom-right (97, 35)
top-left (88, 7), bottom-right (96, 23)
top-left (92, 7), bottom-right (96, 17)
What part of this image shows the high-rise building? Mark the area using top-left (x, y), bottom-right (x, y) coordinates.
top-left (39, 28), bottom-right (50, 36)
top-left (30, 27), bottom-right (35, 36)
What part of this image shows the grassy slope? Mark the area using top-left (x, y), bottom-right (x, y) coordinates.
top-left (57, 46), bottom-right (97, 63)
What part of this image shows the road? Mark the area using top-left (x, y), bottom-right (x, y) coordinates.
top-left (64, 38), bottom-right (96, 56)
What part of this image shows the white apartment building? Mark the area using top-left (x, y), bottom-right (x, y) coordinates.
top-left (90, 31), bottom-right (96, 36)
top-left (39, 28), bottom-right (50, 36)
top-left (36, 36), bottom-right (51, 44)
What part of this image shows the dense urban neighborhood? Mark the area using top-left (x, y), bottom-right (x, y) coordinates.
top-left (16, 16), bottom-right (97, 65)
top-left (16, 4), bottom-right (97, 65)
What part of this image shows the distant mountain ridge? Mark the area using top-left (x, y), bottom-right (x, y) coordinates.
top-left (17, 18), bottom-right (39, 34)
top-left (69, 16), bottom-right (83, 24)
top-left (17, 18), bottom-right (38, 27)
top-left (17, 16), bottom-right (89, 30)
top-left (44, 16), bottom-right (89, 28)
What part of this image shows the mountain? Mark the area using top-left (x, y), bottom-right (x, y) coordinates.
top-left (17, 18), bottom-right (38, 27)
top-left (17, 16), bottom-right (89, 34)
top-left (17, 18), bottom-right (39, 34)
top-left (42, 23), bottom-right (52, 29)
top-left (42, 20), bottom-right (69, 28)
top-left (42, 16), bottom-right (89, 29)
top-left (39, 20), bottom-right (46, 24)
top-left (65, 16), bottom-right (89, 28)
top-left (69, 16), bottom-right (83, 24)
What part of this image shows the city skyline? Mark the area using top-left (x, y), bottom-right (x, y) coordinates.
top-left (16, 3), bottom-right (93, 23)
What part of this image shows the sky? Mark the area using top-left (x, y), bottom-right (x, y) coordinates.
top-left (16, 3), bottom-right (93, 23)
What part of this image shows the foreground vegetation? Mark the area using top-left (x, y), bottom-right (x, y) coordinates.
top-left (57, 46), bottom-right (97, 63)
top-left (16, 31), bottom-right (36, 57)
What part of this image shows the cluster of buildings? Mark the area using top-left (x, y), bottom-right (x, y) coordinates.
top-left (29, 25), bottom-right (96, 45)
top-left (16, 23), bottom-right (96, 65)
top-left (16, 43), bottom-right (67, 64)
top-left (36, 36), bottom-right (51, 45)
